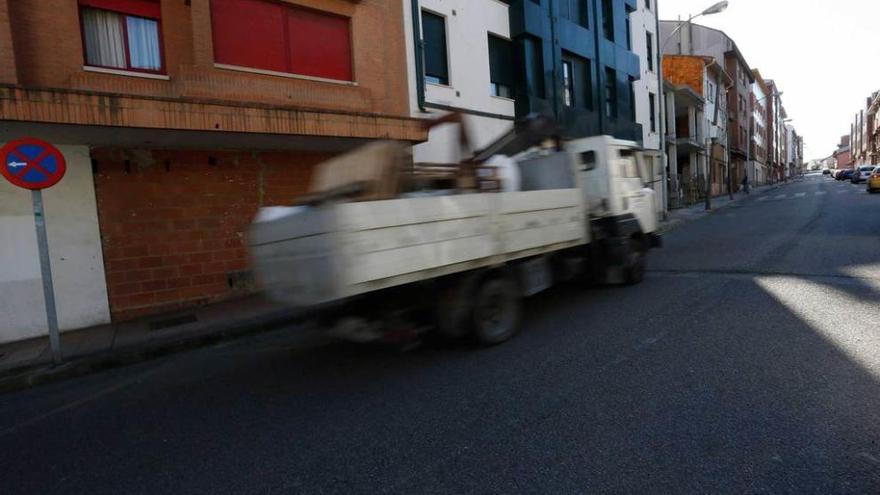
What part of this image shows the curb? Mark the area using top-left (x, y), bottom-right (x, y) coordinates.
top-left (0, 308), bottom-right (304, 394)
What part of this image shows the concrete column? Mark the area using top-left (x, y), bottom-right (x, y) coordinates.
top-left (689, 107), bottom-right (697, 138)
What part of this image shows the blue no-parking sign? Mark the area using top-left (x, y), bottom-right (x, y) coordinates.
top-left (1, 137), bottom-right (67, 363)
top-left (1, 137), bottom-right (66, 190)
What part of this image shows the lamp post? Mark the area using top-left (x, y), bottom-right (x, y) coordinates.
top-left (662, 1), bottom-right (729, 54)
top-left (661, 1), bottom-right (729, 212)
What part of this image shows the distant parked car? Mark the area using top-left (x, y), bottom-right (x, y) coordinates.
top-left (867, 166), bottom-right (880, 193)
top-left (822, 169), bottom-right (831, 175)
top-left (853, 165), bottom-right (875, 183)
top-left (840, 169), bottom-right (855, 181)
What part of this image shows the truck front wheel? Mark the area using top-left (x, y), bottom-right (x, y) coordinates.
top-left (470, 276), bottom-right (522, 346)
top-left (624, 237), bottom-right (647, 285)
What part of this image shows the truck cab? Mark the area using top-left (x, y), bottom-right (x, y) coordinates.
top-left (565, 135), bottom-right (659, 237)
top-left (507, 134), bottom-right (660, 285)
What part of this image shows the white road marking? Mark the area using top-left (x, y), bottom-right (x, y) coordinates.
top-left (774, 194), bottom-right (786, 200)
top-left (758, 196), bottom-right (770, 201)
top-left (815, 191), bottom-right (827, 195)
top-left (794, 192), bottom-right (806, 198)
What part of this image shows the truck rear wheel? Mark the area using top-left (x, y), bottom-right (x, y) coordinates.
top-left (470, 276), bottom-right (522, 346)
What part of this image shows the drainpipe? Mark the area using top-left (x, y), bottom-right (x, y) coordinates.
top-left (411, 0), bottom-right (427, 112)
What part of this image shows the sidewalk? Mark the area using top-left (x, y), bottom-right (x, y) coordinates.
top-left (659, 183), bottom-right (783, 234)
top-left (0, 293), bottom-right (302, 392)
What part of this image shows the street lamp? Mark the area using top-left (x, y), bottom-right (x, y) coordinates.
top-left (663, 1), bottom-right (729, 53)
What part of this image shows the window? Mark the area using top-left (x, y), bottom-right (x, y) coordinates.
top-left (562, 60), bottom-right (574, 107)
top-left (580, 151), bottom-right (597, 171)
top-left (646, 32), bottom-right (654, 72)
top-left (605, 67), bottom-right (617, 118)
top-left (646, 0), bottom-right (652, 10)
top-left (525, 36), bottom-right (545, 98)
top-left (602, 0), bottom-right (615, 41)
top-left (625, 17), bottom-right (632, 50)
top-left (560, 0), bottom-right (588, 27)
top-left (79, 0), bottom-right (163, 73)
top-left (488, 35), bottom-right (513, 98)
top-left (211, 0), bottom-right (352, 81)
top-left (421, 11), bottom-right (449, 85)
top-left (649, 92), bottom-right (657, 132)
top-left (563, 52), bottom-right (593, 110)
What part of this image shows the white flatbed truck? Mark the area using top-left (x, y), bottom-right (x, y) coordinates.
top-left (249, 128), bottom-right (661, 346)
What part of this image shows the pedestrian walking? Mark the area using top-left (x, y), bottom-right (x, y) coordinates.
top-left (741, 173), bottom-right (750, 194)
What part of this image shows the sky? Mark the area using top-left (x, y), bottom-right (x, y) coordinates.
top-left (660, 0), bottom-right (880, 160)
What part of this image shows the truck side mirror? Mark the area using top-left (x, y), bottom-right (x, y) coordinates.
top-left (579, 151), bottom-right (596, 171)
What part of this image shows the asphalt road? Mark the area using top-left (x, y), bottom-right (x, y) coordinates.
top-left (3, 174), bottom-right (880, 494)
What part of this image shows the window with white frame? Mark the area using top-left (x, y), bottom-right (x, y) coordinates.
top-left (79, 0), bottom-right (164, 73)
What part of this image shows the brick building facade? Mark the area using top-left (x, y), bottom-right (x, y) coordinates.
top-left (0, 0), bottom-right (425, 342)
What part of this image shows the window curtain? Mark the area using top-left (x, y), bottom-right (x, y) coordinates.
top-left (82, 8), bottom-right (126, 68)
top-left (126, 16), bottom-right (161, 70)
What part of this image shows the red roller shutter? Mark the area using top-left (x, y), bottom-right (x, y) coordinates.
top-left (79, 0), bottom-right (160, 18)
top-left (288, 8), bottom-right (352, 81)
top-left (210, 0), bottom-right (352, 81)
top-left (210, 0), bottom-right (287, 73)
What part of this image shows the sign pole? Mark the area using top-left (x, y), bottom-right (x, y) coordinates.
top-left (32, 190), bottom-right (62, 365)
top-left (2, 137), bottom-right (68, 364)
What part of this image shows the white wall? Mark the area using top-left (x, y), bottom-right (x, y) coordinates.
top-left (0, 145), bottom-right (110, 343)
top-left (631, 0), bottom-right (660, 151)
top-left (403, 0), bottom-right (515, 163)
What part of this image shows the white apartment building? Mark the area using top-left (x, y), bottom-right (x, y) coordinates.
top-left (629, 0), bottom-right (664, 212)
top-left (402, 0), bottom-right (515, 164)
top-left (630, 0), bottom-right (660, 151)
top-left (751, 79), bottom-right (769, 185)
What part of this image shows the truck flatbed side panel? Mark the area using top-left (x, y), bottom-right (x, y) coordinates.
top-left (497, 189), bottom-right (587, 254)
top-left (337, 194), bottom-right (492, 231)
top-left (250, 189), bottom-right (587, 307)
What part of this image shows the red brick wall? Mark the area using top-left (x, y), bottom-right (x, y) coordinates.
top-left (0, 0), bottom-right (16, 84)
top-left (92, 148), bottom-right (329, 321)
top-left (662, 56), bottom-right (704, 96)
